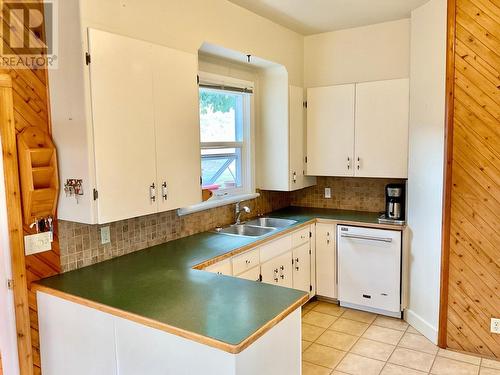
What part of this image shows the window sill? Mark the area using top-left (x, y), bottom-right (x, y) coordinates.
top-left (177, 192), bottom-right (260, 216)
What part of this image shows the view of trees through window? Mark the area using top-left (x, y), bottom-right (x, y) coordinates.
top-left (199, 89), bottom-right (244, 192)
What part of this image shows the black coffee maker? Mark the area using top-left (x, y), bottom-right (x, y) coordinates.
top-left (379, 183), bottom-right (406, 224)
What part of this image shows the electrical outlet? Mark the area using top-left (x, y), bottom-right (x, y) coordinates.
top-left (100, 226), bottom-right (111, 244)
top-left (24, 232), bottom-right (53, 255)
top-left (491, 318), bottom-right (500, 334)
top-left (324, 187), bottom-right (332, 199)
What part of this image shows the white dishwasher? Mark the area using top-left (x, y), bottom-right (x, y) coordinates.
top-left (337, 225), bottom-right (402, 318)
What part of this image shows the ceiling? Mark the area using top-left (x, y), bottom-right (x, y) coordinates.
top-left (227, 0), bottom-right (431, 35)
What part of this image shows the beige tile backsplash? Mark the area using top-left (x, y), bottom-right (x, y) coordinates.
top-left (291, 177), bottom-right (405, 212)
top-left (59, 190), bottom-right (290, 272)
top-left (59, 178), bottom-right (404, 272)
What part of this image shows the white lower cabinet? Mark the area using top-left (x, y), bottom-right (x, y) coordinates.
top-left (204, 226), bottom-right (314, 293)
top-left (292, 243), bottom-right (311, 293)
top-left (261, 251), bottom-right (293, 288)
top-left (237, 266), bottom-right (261, 282)
top-left (204, 259), bottom-right (232, 276)
top-left (315, 223), bottom-right (337, 299)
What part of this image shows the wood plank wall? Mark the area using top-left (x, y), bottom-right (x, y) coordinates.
top-left (441, 0), bottom-right (500, 358)
top-left (0, 1), bottom-right (60, 373)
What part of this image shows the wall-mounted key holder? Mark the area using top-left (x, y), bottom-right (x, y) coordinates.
top-left (64, 179), bottom-right (84, 203)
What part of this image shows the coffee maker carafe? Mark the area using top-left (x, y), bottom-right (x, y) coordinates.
top-left (379, 184), bottom-right (406, 224)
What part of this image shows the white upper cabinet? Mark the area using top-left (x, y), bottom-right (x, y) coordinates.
top-left (51, 26), bottom-right (201, 224)
top-left (306, 85), bottom-right (355, 176)
top-left (152, 44), bottom-right (201, 212)
top-left (306, 79), bottom-right (409, 179)
top-left (258, 67), bottom-right (316, 191)
top-left (355, 79), bottom-right (409, 178)
top-left (289, 86), bottom-right (317, 189)
top-left (88, 29), bottom-right (158, 223)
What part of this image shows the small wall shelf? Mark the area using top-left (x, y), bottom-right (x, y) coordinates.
top-left (17, 127), bottom-right (59, 225)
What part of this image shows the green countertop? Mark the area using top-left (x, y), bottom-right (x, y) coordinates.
top-left (37, 206), bottom-right (387, 349)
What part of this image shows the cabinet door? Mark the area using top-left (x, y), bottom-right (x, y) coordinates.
top-left (289, 86), bottom-right (316, 190)
top-left (355, 79), bottom-right (409, 178)
top-left (204, 259), bottom-right (232, 276)
top-left (237, 266), bottom-right (261, 282)
top-left (292, 243), bottom-right (311, 293)
top-left (153, 45), bottom-right (201, 211)
top-left (261, 252), bottom-right (292, 288)
top-left (88, 29), bottom-right (157, 223)
top-left (306, 85), bottom-right (355, 176)
top-left (315, 223), bottom-right (337, 299)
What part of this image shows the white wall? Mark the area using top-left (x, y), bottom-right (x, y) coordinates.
top-left (304, 19), bottom-right (410, 87)
top-left (79, 0), bottom-right (304, 85)
top-left (406, 0), bottom-right (447, 344)
top-left (0, 144), bottom-right (20, 375)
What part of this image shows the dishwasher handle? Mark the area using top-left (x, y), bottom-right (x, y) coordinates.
top-left (340, 233), bottom-right (393, 243)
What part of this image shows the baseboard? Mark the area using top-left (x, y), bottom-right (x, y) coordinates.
top-left (404, 308), bottom-right (438, 344)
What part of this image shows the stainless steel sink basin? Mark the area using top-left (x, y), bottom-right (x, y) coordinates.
top-left (215, 224), bottom-right (276, 237)
top-left (245, 217), bottom-right (298, 228)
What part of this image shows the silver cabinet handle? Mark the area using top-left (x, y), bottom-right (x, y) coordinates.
top-left (161, 182), bottom-right (167, 201)
top-left (292, 171), bottom-right (297, 183)
top-left (340, 233), bottom-right (393, 243)
top-left (356, 157), bottom-right (361, 170)
top-left (347, 157), bottom-right (351, 170)
top-left (150, 183), bottom-right (156, 202)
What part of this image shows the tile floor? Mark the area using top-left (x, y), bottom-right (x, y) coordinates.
top-left (301, 300), bottom-right (500, 375)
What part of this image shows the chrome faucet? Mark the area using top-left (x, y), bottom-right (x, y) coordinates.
top-left (235, 202), bottom-right (251, 225)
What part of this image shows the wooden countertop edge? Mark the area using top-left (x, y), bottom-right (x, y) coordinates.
top-left (32, 283), bottom-right (308, 354)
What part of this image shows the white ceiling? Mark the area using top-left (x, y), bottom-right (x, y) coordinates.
top-left (227, 0), bottom-right (431, 35)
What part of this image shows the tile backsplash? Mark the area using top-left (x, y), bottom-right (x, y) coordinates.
top-left (59, 190), bottom-right (290, 272)
top-left (59, 177), bottom-right (404, 272)
top-left (291, 177), bottom-right (405, 212)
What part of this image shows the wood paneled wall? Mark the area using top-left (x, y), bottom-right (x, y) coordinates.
top-left (0, 1), bottom-right (60, 373)
top-left (441, 0), bottom-right (500, 359)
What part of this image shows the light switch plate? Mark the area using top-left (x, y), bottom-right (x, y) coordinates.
top-left (491, 318), bottom-right (500, 334)
top-left (24, 232), bottom-right (53, 255)
top-left (100, 226), bottom-right (111, 244)
top-left (324, 187), bottom-right (332, 199)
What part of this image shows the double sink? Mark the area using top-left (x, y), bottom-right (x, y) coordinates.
top-left (215, 217), bottom-right (298, 237)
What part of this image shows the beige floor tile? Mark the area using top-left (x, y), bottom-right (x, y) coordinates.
top-left (398, 332), bottom-right (438, 355)
top-left (372, 316), bottom-right (409, 331)
top-left (336, 353), bottom-right (385, 375)
top-left (362, 325), bottom-right (405, 345)
top-left (329, 318), bottom-right (370, 336)
top-left (341, 308), bottom-right (377, 324)
top-left (480, 368), bottom-right (500, 375)
top-left (388, 347), bottom-right (436, 372)
top-left (406, 325), bottom-right (423, 335)
top-left (381, 363), bottom-right (428, 375)
top-left (303, 311), bottom-right (338, 328)
top-left (302, 361), bottom-right (333, 375)
top-left (438, 349), bottom-right (481, 365)
top-left (313, 301), bottom-right (346, 317)
top-left (316, 330), bottom-right (359, 351)
top-left (482, 358), bottom-right (500, 370)
top-left (350, 338), bottom-right (396, 361)
top-left (331, 372), bottom-right (350, 375)
top-left (303, 343), bottom-right (346, 369)
top-left (303, 323), bottom-right (327, 342)
top-left (304, 300), bottom-right (320, 310)
top-left (303, 340), bottom-right (313, 352)
top-left (431, 356), bottom-right (479, 375)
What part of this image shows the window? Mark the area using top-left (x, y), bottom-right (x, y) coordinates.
top-left (199, 83), bottom-right (252, 198)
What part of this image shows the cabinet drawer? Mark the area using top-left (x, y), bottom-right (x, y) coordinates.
top-left (204, 259), bottom-right (232, 276)
top-left (260, 235), bottom-right (292, 263)
top-left (292, 227), bottom-right (310, 248)
top-left (237, 266), bottom-right (261, 282)
top-left (233, 248), bottom-right (260, 275)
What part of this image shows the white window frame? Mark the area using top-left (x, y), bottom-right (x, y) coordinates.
top-left (178, 73), bottom-right (256, 216)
